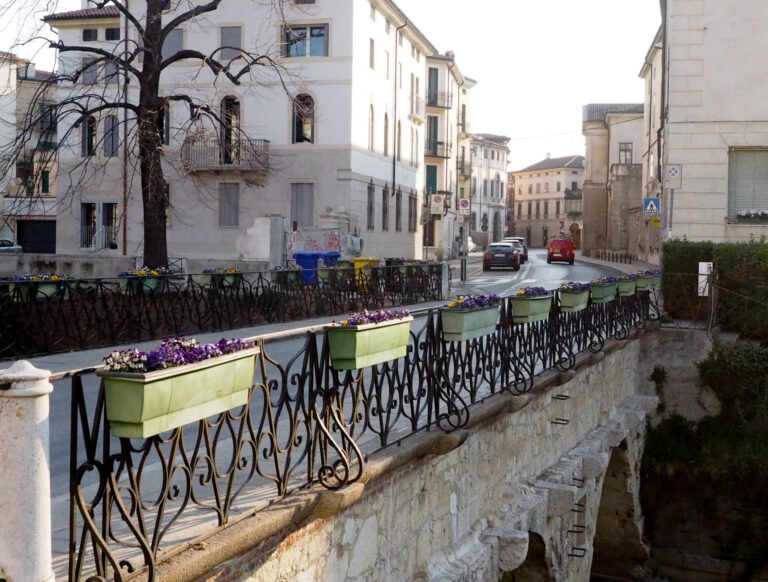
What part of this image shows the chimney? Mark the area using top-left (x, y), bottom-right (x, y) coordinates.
top-left (546, 152), bottom-right (551, 159)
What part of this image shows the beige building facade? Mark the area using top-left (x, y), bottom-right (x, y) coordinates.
top-left (647, 0), bottom-right (768, 244)
top-left (510, 154), bottom-right (584, 249)
top-left (581, 104), bottom-right (644, 256)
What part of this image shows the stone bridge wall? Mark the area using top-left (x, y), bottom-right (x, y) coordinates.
top-left (160, 332), bottom-right (660, 582)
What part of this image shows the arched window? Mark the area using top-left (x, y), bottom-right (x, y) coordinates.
top-left (292, 94), bottom-right (314, 143)
top-left (383, 113), bottom-right (389, 157)
top-left (220, 96), bottom-right (240, 164)
top-left (368, 105), bottom-right (374, 151)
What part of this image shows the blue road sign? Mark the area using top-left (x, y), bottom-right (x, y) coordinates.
top-left (643, 198), bottom-right (661, 215)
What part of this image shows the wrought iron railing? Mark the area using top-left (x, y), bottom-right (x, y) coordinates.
top-left (425, 139), bottom-right (452, 158)
top-left (63, 289), bottom-right (661, 580)
top-left (427, 91), bottom-right (453, 108)
top-left (0, 266), bottom-right (442, 359)
top-left (457, 158), bottom-right (472, 177)
top-left (180, 138), bottom-right (270, 172)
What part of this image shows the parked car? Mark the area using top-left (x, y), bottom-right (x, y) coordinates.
top-left (483, 242), bottom-right (521, 271)
top-left (0, 238), bottom-right (22, 253)
top-left (503, 237), bottom-right (528, 263)
top-left (547, 238), bottom-right (575, 265)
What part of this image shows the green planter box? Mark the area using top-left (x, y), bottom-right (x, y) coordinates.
top-left (651, 274), bottom-right (661, 289)
top-left (559, 290), bottom-right (589, 313)
top-left (119, 276), bottom-right (160, 294)
top-left (618, 280), bottom-right (637, 296)
top-left (272, 270), bottom-right (301, 287)
top-left (510, 295), bottom-right (552, 324)
top-left (440, 305), bottom-right (499, 342)
top-left (326, 316), bottom-right (413, 370)
top-left (636, 277), bottom-right (652, 291)
top-left (202, 273), bottom-right (241, 287)
top-left (97, 347), bottom-right (259, 439)
top-left (10, 280), bottom-right (68, 301)
top-left (590, 283), bottom-right (617, 304)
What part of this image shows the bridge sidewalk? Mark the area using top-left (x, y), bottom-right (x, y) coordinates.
top-left (575, 251), bottom-right (658, 276)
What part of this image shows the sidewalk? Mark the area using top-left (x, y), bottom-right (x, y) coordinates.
top-left (574, 250), bottom-right (657, 276)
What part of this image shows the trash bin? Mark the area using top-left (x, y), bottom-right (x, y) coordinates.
top-left (293, 251), bottom-right (321, 283)
top-left (318, 251), bottom-right (341, 268)
top-left (354, 257), bottom-right (380, 290)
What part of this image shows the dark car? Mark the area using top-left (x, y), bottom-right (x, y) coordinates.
top-left (503, 237), bottom-right (528, 262)
top-left (547, 238), bottom-right (575, 265)
top-left (483, 242), bottom-right (521, 271)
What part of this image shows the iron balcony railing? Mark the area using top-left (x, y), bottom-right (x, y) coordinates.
top-left (180, 138), bottom-right (270, 172)
top-left (58, 286), bottom-right (661, 579)
top-left (457, 158), bottom-right (472, 177)
top-left (409, 95), bottom-right (426, 121)
top-left (427, 91), bottom-right (453, 109)
top-left (425, 139), bottom-right (452, 158)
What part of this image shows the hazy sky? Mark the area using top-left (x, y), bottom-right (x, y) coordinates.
top-left (396, 0), bottom-right (661, 170)
top-left (7, 0), bottom-right (661, 171)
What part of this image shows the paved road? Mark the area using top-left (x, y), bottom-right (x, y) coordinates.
top-left (452, 248), bottom-right (623, 296)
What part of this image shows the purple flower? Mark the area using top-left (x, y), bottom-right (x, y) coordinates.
top-left (446, 294), bottom-right (501, 310)
top-left (339, 309), bottom-right (410, 326)
top-left (515, 286), bottom-right (551, 297)
top-left (591, 276), bottom-right (619, 286)
top-left (560, 282), bottom-right (591, 293)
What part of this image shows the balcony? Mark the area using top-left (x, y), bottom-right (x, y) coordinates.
top-left (427, 91), bottom-right (453, 109)
top-left (181, 138), bottom-right (270, 173)
top-left (80, 225), bottom-right (118, 250)
top-left (457, 115), bottom-right (470, 136)
top-left (457, 158), bottom-right (472, 177)
top-left (409, 95), bottom-right (426, 123)
top-left (425, 140), bottom-right (452, 159)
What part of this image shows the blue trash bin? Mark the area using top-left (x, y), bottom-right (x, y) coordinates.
top-left (293, 251), bottom-right (321, 283)
top-left (318, 251), bottom-right (341, 268)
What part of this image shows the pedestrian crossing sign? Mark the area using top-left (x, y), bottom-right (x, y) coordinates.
top-left (643, 198), bottom-right (661, 215)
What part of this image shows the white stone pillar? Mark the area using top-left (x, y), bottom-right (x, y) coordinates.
top-left (0, 361), bottom-right (54, 582)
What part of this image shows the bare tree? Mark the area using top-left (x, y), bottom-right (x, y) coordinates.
top-left (2, 0), bottom-right (292, 267)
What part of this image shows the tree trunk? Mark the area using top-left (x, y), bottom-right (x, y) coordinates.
top-left (138, 98), bottom-right (168, 269)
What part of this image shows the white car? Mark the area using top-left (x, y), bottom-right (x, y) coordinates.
top-left (0, 238), bottom-right (22, 253)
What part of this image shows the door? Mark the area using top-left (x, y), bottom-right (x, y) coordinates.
top-left (425, 165), bottom-right (437, 195)
top-left (427, 67), bottom-right (438, 105)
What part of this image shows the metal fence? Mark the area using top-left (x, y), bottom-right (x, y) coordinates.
top-left (0, 266), bottom-right (443, 359)
top-left (65, 289), bottom-right (660, 580)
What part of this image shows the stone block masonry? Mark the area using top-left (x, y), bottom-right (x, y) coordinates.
top-left (174, 334), bottom-right (658, 582)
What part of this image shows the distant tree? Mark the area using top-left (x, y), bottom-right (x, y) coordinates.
top-left (1, 0), bottom-right (292, 267)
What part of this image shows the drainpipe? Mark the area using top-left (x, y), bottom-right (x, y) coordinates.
top-left (447, 59), bottom-right (457, 254)
top-left (393, 19), bottom-right (408, 197)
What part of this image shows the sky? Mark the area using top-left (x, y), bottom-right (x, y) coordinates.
top-left (5, 0), bottom-right (661, 171)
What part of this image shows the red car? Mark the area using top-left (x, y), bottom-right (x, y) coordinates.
top-left (547, 238), bottom-right (575, 265)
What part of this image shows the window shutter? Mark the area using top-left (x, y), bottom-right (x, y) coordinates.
top-left (219, 183), bottom-right (239, 226)
top-left (290, 183), bottom-right (314, 228)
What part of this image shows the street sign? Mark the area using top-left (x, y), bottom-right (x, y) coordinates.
top-left (664, 164), bottom-right (682, 189)
top-left (430, 194), bottom-right (444, 214)
top-left (643, 198), bottom-right (661, 215)
top-left (652, 216), bottom-right (661, 228)
top-left (458, 198), bottom-right (470, 216)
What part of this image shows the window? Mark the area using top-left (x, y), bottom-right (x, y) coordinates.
top-left (218, 183), bottom-right (239, 227)
top-left (368, 105), bottom-right (374, 152)
top-left (619, 142), bottom-right (633, 164)
top-left (385, 50), bottom-right (390, 79)
top-left (290, 183), bottom-right (314, 228)
top-left (102, 202), bottom-right (118, 247)
top-left (556, 201), bottom-right (561, 216)
top-left (491, 151), bottom-right (495, 161)
top-left (408, 191), bottom-right (417, 232)
top-left (535, 201), bottom-right (540, 218)
top-left (544, 201), bottom-right (549, 217)
top-left (557, 181), bottom-right (561, 192)
top-left (544, 182), bottom-right (549, 193)
top-left (517, 203), bottom-right (522, 217)
top-left (369, 38), bottom-right (375, 69)
top-left (41, 170), bottom-right (50, 194)
top-left (728, 149), bottom-right (768, 219)
top-left (283, 24), bottom-right (328, 57)
top-left (536, 183), bottom-right (541, 194)
top-left (383, 113), bottom-right (389, 156)
top-left (220, 26), bottom-right (242, 60)
top-left (80, 202), bottom-right (96, 247)
top-left (483, 148), bottom-right (488, 159)
top-left (40, 104), bottom-right (56, 131)
top-left (162, 29), bottom-right (183, 60)
top-left (382, 185), bottom-right (389, 231)
top-left (396, 121), bottom-right (401, 161)
top-left (81, 115), bottom-right (96, 157)
top-left (105, 27), bottom-right (120, 40)
top-left (527, 202), bottom-right (532, 218)
top-left (483, 180), bottom-right (488, 196)
top-left (471, 177), bottom-right (476, 196)
top-left (292, 94), bottom-right (314, 143)
top-left (104, 114), bottom-right (119, 157)
top-left (571, 181), bottom-right (578, 191)
top-left (367, 181), bottom-right (375, 230)
top-left (395, 189), bottom-right (402, 231)
top-left (81, 58), bottom-right (98, 85)
top-left (528, 184), bottom-right (532, 194)
top-left (518, 187), bottom-right (522, 196)
top-left (83, 29), bottom-right (97, 41)
top-left (220, 97), bottom-right (239, 163)
top-left (105, 59), bottom-right (119, 84)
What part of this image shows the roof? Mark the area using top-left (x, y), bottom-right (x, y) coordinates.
top-left (515, 155), bottom-right (585, 173)
top-left (582, 103), bottom-right (644, 123)
top-left (472, 133), bottom-right (510, 146)
top-left (44, 6), bottom-right (119, 22)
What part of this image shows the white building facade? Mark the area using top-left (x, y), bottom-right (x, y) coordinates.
top-left (469, 134), bottom-right (508, 248)
top-left (648, 0), bottom-right (768, 243)
top-left (46, 0), bottom-right (436, 267)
